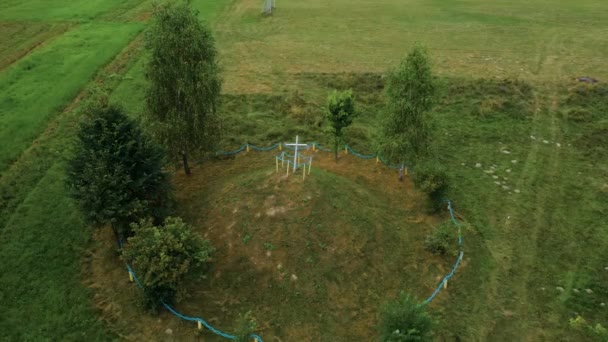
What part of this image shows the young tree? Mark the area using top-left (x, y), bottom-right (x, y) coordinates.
top-left (378, 293), bottom-right (434, 342)
top-left (122, 217), bottom-right (214, 310)
top-left (326, 89), bottom-right (356, 160)
top-left (145, 1), bottom-right (222, 175)
top-left (66, 104), bottom-right (171, 242)
top-left (379, 46), bottom-right (436, 172)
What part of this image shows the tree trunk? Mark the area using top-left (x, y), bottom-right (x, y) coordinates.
top-left (111, 224), bottom-right (122, 247)
top-left (334, 137), bottom-right (339, 162)
top-left (182, 151), bottom-right (191, 175)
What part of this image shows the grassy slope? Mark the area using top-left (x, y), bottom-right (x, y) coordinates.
top-left (0, 0), bottom-right (145, 21)
top-left (0, 163), bottom-right (113, 341)
top-left (0, 22), bottom-right (143, 174)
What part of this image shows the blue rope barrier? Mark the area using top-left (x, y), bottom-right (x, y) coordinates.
top-left (217, 144), bottom-right (247, 156)
top-left (422, 200), bottom-right (464, 305)
top-left (345, 145), bottom-right (377, 159)
top-left (249, 143), bottom-right (279, 152)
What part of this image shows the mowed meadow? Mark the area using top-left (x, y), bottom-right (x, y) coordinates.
top-left (0, 0), bottom-right (607, 341)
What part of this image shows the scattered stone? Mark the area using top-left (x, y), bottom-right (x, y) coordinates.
top-left (540, 287), bottom-right (546, 291)
top-left (461, 163), bottom-right (465, 166)
top-left (502, 185), bottom-right (510, 190)
top-left (291, 274), bottom-right (298, 281)
top-left (506, 169), bottom-right (512, 173)
top-left (475, 163), bottom-right (482, 168)
top-left (577, 76), bottom-right (599, 83)
top-left (573, 288), bottom-right (580, 294)
top-left (514, 189), bottom-right (521, 193)
top-left (165, 329), bottom-right (173, 336)
top-left (492, 175), bottom-right (499, 179)
top-left (503, 177), bottom-right (508, 180)
top-left (277, 263), bottom-right (283, 270)
top-left (543, 140), bottom-right (549, 144)
top-left (530, 135), bottom-right (536, 140)
top-left (556, 143), bottom-right (561, 148)
top-left (502, 150), bottom-right (511, 154)
top-left (494, 181), bottom-right (501, 185)
top-left (601, 303), bottom-right (606, 307)
top-left (232, 207), bottom-right (238, 214)
top-left (484, 170), bottom-right (495, 174)
top-left (556, 286), bottom-right (565, 292)
top-left (266, 251), bottom-right (272, 257)
top-left (585, 288), bottom-right (593, 294)
top-left (604, 266), bottom-right (608, 271)
top-left (511, 160), bottom-right (518, 164)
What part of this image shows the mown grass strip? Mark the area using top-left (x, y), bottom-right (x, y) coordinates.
top-left (0, 22), bottom-right (143, 174)
top-left (0, 162), bottom-right (113, 341)
top-left (0, 0), bottom-right (145, 21)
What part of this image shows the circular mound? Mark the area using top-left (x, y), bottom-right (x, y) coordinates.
top-left (89, 151), bottom-right (460, 341)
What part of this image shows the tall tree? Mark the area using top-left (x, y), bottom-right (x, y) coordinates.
top-left (326, 89), bottom-right (356, 160)
top-left (66, 104), bottom-right (171, 241)
top-left (379, 46), bottom-right (436, 171)
top-left (145, 1), bottom-right (222, 175)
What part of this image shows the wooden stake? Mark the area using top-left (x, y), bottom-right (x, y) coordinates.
top-left (246, 144), bottom-right (250, 152)
top-left (279, 143), bottom-right (282, 151)
top-left (197, 320), bottom-right (202, 331)
top-left (405, 167), bottom-right (408, 176)
top-left (302, 164), bottom-right (306, 180)
top-left (443, 279), bottom-right (448, 289)
top-left (376, 156), bottom-right (379, 164)
top-left (129, 272), bottom-right (134, 283)
top-left (344, 146), bottom-right (348, 154)
top-left (308, 158), bottom-right (313, 175)
top-left (275, 157), bottom-right (279, 173)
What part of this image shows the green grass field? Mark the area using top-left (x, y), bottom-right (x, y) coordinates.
top-left (0, 0), bottom-right (607, 341)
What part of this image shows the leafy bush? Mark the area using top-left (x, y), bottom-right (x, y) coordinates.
top-left (378, 293), bottom-right (433, 342)
top-left (413, 163), bottom-right (449, 213)
top-left (424, 221), bottom-right (453, 255)
top-left (122, 217), bottom-right (214, 311)
top-left (233, 311), bottom-right (257, 342)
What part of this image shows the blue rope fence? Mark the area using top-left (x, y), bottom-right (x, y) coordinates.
top-left (120, 140), bottom-right (465, 340)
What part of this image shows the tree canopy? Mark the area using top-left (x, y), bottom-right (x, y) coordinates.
top-left (123, 217), bottom-right (214, 310)
top-left (379, 46), bottom-right (436, 168)
top-left (145, 1), bottom-right (222, 174)
top-left (66, 104), bottom-right (171, 240)
top-left (326, 89), bottom-right (356, 160)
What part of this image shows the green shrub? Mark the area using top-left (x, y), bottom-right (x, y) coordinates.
top-left (122, 217), bottom-right (214, 311)
top-left (413, 163), bottom-right (449, 213)
top-left (233, 311), bottom-right (257, 342)
top-left (378, 293), bottom-right (433, 342)
top-left (424, 221), bottom-right (453, 255)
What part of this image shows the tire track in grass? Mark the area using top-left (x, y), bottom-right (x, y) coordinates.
top-left (481, 31), bottom-right (567, 339)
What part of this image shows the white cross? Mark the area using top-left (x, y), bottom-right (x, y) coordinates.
top-left (285, 135), bottom-right (308, 172)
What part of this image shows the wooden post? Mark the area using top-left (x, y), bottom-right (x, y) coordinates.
top-left (344, 146), bottom-right (348, 155)
top-left (308, 157), bottom-right (313, 175)
top-left (197, 320), bottom-right (202, 331)
top-left (275, 157), bottom-right (279, 173)
top-left (286, 162), bottom-right (289, 176)
top-left (443, 279), bottom-right (448, 289)
top-left (129, 271), bottom-right (134, 283)
top-left (312, 143), bottom-right (316, 152)
top-left (405, 167), bottom-right (408, 176)
top-left (281, 152), bottom-right (284, 167)
top-left (376, 156), bottom-right (379, 164)
top-left (279, 143), bottom-right (282, 151)
top-left (246, 144), bottom-right (250, 152)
